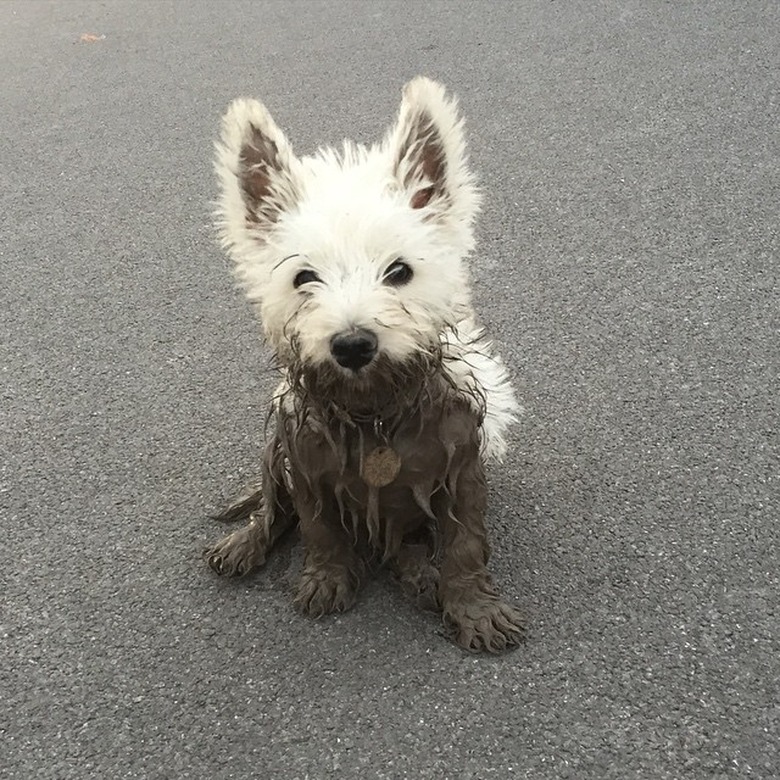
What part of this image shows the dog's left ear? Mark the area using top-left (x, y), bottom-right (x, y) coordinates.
top-left (388, 77), bottom-right (478, 223)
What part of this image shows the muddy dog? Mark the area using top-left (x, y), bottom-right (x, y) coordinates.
top-left (205, 78), bottom-right (524, 652)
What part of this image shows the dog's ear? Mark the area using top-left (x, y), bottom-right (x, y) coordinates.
top-left (215, 98), bottom-right (301, 245)
top-left (388, 77), bottom-right (478, 222)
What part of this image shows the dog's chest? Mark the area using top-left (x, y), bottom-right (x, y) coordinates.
top-left (283, 399), bottom-right (480, 518)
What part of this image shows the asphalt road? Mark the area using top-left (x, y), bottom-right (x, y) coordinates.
top-left (2, 2), bottom-right (778, 778)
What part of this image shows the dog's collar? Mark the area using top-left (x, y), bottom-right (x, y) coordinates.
top-left (327, 405), bottom-right (398, 443)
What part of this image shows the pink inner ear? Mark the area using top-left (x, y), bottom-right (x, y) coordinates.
top-left (239, 125), bottom-right (281, 208)
top-left (411, 186), bottom-right (435, 209)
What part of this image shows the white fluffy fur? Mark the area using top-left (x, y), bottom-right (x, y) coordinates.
top-left (215, 77), bottom-right (519, 460)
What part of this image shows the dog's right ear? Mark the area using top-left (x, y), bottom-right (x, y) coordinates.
top-left (215, 98), bottom-right (301, 247)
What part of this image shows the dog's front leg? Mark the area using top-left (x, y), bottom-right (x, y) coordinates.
top-left (437, 454), bottom-right (525, 653)
top-left (292, 485), bottom-right (363, 617)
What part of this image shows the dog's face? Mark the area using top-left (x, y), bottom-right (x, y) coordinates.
top-left (215, 78), bottom-right (480, 382)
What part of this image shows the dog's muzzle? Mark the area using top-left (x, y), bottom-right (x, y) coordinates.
top-left (330, 328), bottom-right (378, 371)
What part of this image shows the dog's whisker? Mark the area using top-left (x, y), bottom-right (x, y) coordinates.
top-left (272, 252), bottom-right (302, 272)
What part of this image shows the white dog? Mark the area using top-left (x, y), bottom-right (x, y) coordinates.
top-left (205, 78), bottom-right (523, 652)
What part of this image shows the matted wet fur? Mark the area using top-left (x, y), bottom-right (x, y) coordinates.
top-left (204, 77), bottom-right (525, 652)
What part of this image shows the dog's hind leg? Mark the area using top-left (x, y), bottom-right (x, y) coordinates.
top-left (211, 477), bottom-right (264, 524)
top-left (205, 436), bottom-right (296, 577)
top-left (205, 506), bottom-right (291, 576)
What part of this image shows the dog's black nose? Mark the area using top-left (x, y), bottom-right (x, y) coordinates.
top-left (330, 329), bottom-right (378, 370)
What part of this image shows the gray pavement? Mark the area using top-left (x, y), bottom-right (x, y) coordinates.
top-left (2, 1), bottom-right (778, 778)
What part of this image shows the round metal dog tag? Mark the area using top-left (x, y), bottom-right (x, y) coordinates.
top-left (361, 446), bottom-right (402, 488)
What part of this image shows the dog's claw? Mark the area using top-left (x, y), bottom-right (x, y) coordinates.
top-left (445, 599), bottom-right (526, 653)
top-left (399, 566), bottom-right (440, 612)
top-left (293, 566), bottom-right (357, 617)
top-left (204, 524), bottom-right (268, 578)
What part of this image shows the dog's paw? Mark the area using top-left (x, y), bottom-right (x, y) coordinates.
top-left (399, 563), bottom-right (440, 612)
top-left (293, 566), bottom-right (357, 617)
top-left (444, 598), bottom-right (526, 653)
top-left (392, 542), bottom-right (440, 612)
top-left (204, 524), bottom-right (268, 577)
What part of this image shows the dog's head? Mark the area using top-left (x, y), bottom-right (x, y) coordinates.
top-left (215, 77), bottom-right (480, 390)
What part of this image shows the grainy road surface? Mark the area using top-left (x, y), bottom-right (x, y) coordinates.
top-left (2, 2), bottom-right (778, 778)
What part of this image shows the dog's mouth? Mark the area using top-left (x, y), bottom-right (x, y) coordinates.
top-left (290, 347), bottom-right (442, 420)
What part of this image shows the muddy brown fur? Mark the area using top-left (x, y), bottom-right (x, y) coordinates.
top-left (205, 359), bottom-right (524, 653)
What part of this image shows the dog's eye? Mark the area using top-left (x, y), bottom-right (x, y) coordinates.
top-left (293, 269), bottom-right (321, 288)
top-left (383, 259), bottom-right (413, 287)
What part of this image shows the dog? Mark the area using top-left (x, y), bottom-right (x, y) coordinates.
top-left (205, 77), bottom-right (524, 652)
